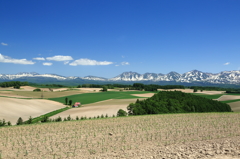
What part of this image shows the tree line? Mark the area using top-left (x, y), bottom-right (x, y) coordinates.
top-left (189, 86), bottom-right (240, 93)
top-left (0, 81), bottom-right (28, 88)
top-left (0, 113), bottom-right (124, 127)
top-left (77, 83), bottom-right (185, 91)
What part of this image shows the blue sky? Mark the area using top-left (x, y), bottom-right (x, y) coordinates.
top-left (1, 0), bottom-right (240, 78)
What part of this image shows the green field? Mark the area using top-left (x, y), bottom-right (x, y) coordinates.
top-left (49, 91), bottom-right (153, 105)
top-left (192, 93), bottom-right (223, 99)
top-left (50, 91), bottom-right (240, 106)
top-left (221, 99), bottom-right (240, 103)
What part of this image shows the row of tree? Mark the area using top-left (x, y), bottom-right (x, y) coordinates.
top-left (127, 91), bottom-right (232, 115)
top-left (225, 90), bottom-right (240, 93)
top-left (77, 83), bottom-right (185, 91)
top-left (0, 81), bottom-right (28, 88)
top-left (2, 112), bottom-right (124, 127)
top-left (2, 81), bottom-right (240, 92)
top-left (79, 84), bottom-right (114, 89)
top-left (189, 86), bottom-right (240, 93)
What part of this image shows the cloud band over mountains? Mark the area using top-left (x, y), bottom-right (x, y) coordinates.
top-left (0, 54), bottom-right (128, 66)
top-left (69, 58), bottom-right (113, 66)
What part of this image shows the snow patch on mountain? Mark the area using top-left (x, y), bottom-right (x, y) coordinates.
top-left (1, 70), bottom-right (240, 84)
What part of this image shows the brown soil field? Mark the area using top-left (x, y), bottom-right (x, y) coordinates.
top-left (0, 113), bottom-right (239, 158)
top-left (0, 87), bottom-right (123, 98)
top-left (195, 90), bottom-right (225, 95)
top-left (73, 88), bottom-right (102, 91)
top-left (50, 98), bottom-right (139, 119)
top-left (228, 101), bottom-right (240, 112)
top-left (0, 89), bottom-right (99, 98)
top-left (0, 91), bottom-right (32, 98)
top-left (21, 86), bottom-right (39, 91)
top-left (217, 95), bottom-right (240, 101)
top-left (0, 97), bottom-right (65, 124)
top-left (131, 93), bottom-right (155, 97)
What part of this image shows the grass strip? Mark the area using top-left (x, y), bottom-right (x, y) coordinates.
top-left (220, 99), bottom-right (240, 103)
top-left (191, 93), bottom-right (223, 99)
top-left (24, 107), bottom-right (70, 124)
top-left (225, 93), bottom-right (240, 95)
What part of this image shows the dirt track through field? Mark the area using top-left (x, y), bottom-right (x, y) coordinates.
top-left (51, 98), bottom-right (139, 119)
top-left (0, 97), bottom-right (65, 124)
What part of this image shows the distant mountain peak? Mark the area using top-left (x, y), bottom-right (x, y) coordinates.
top-left (1, 70), bottom-right (240, 84)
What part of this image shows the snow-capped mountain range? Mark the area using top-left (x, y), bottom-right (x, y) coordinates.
top-left (1, 70), bottom-right (240, 84)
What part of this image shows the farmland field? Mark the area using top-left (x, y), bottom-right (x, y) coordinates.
top-left (0, 113), bottom-right (240, 158)
top-left (0, 97), bottom-right (66, 124)
top-left (0, 89), bottom-right (97, 99)
top-left (50, 98), bottom-right (139, 119)
top-left (48, 91), bottom-right (151, 105)
top-left (1, 86), bottom-right (240, 158)
top-left (228, 101), bottom-right (240, 112)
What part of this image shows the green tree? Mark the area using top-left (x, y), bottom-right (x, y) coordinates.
top-left (117, 109), bottom-right (127, 117)
top-left (193, 88), bottom-right (198, 92)
top-left (69, 100), bottom-right (72, 106)
top-left (41, 116), bottom-right (49, 123)
top-left (7, 121), bottom-right (11, 126)
top-left (27, 116), bottom-right (33, 124)
top-left (14, 85), bottom-right (20, 89)
top-left (33, 88), bottom-right (41, 92)
top-left (65, 97), bottom-right (68, 105)
top-left (67, 115), bottom-right (71, 121)
top-left (16, 117), bottom-right (23, 125)
top-left (127, 103), bottom-right (135, 115)
top-left (0, 119), bottom-right (6, 126)
top-left (102, 86), bottom-right (108, 92)
top-left (55, 116), bottom-right (62, 122)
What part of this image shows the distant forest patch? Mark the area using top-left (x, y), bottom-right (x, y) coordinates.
top-left (127, 91), bottom-right (232, 115)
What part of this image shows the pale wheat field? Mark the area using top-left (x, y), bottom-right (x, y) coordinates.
top-left (0, 113), bottom-right (240, 159)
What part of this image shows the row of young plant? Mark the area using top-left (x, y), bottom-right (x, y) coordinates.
top-left (0, 119), bottom-right (12, 126)
top-left (0, 109), bottom-right (127, 127)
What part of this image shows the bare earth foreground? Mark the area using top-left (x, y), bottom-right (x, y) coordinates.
top-left (0, 97), bottom-right (65, 123)
top-left (0, 113), bottom-right (240, 158)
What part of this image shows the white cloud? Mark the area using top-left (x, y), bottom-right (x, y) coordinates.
top-left (0, 53), bottom-right (35, 65)
top-left (69, 58), bottom-right (113, 66)
top-left (33, 57), bottom-right (45, 60)
top-left (1, 42), bottom-right (8, 46)
top-left (46, 55), bottom-right (73, 61)
top-left (115, 65), bottom-right (119, 67)
top-left (43, 62), bottom-right (52, 66)
top-left (121, 61), bottom-right (130, 65)
top-left (224, 62), bottom-right (230, 65)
